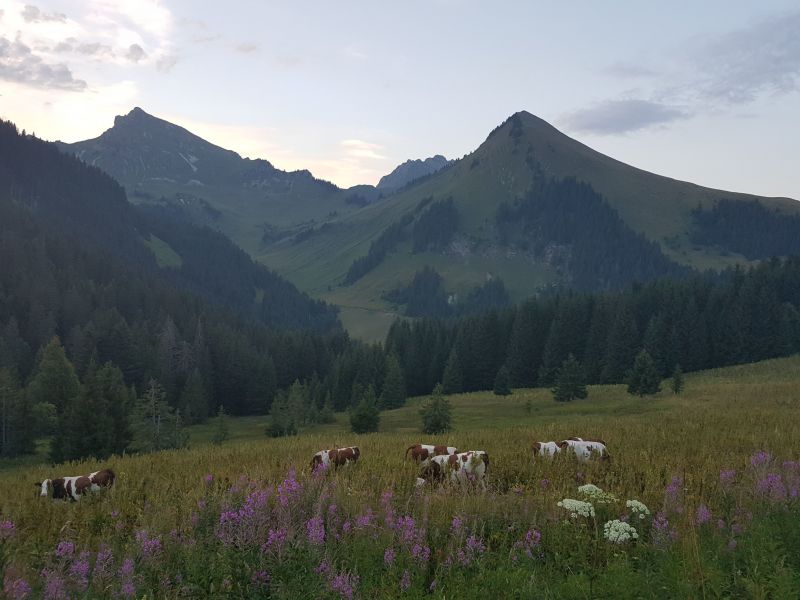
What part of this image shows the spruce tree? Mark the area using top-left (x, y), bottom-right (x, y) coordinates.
top-left (0, 368), bottom-right (35, 457)
top-left (441, 347), bottom-right (463, 395)
top-left (628, 350), bottom-right (662, 397)
top-left (319, 393), bottom-right (336, 424)
top-left (379, 354), bottom-right (406, 409)
top-left (179, 369), bottom-right (208, 424)
top-left (27, 337), bottom-right (80, 413)
top-left (130, 379), bottom-right (186, 452)
top-left (551, 354), bottom-right (588, 402)
top-left (212, 405), bottom-right (229, 445)
top-left (350, 385), bottom-right (380, 434)
top-left (267, 390), bottom-right (297, 438)
top-left (601, 304), bottom-right (639, 383)
top-left (670, 364), bottom-right (684, 395)
top-left (493, 366), bottom-right (511, 396)
top-left (420, 383), bottom-right (452, 434)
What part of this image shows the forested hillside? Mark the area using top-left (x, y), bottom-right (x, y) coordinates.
top-left (385, 258), bottom-right (800, 397)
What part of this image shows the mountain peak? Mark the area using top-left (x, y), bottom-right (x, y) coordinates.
top-left (377, 155), bottom-right (452, 191)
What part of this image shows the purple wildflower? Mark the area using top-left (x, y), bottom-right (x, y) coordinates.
top-left (55, 541), bottom-right (75, 558)
top-left (395, 515), bottom-right (416, 544)
top-left (400, 569), bottom-right (411, 592)
top-left (652, 511), bottom-right (677, 548)
top-left (3, 577), bottom-right (32, 600)
top-left (451, 516), bottom-right (463, 533)
top-left (120, 581), bottom-right (136, 598)
top-left (384, 547), bottom-right (396, 566)
top-left (119, 558), bottom-right (135, 578)
top-left (0, 519), bottom-right (15, 540)
top-left (719, 469), bottom-right (736, 487)
top-left (261, 528), bottom-right (288, 555)
top-left (411, 543), bottom-right (431, 563)
top-left (330, 572), bottom-right (358, 600)
top-left (466, 534), bottom-right (486, 554)
top-left (40, 569), bottom-right (67, 600)
top-left (306, 516), bottom-right (325, 545)
top-left (251, 570), bottom-right (270, 588)
top-left (277, 470), bottom-right (302, 507)
top-left (513, 529), bottom-right (542, 559)
top-left (355, 508), bottom-right (374, 529)
top-left (204, 473), bottom-right (213, 485)
top-left (315, 560), bottom-right (331, 576)
top-left (750, 450), bottom-right (771, 468)
top-left (93, 544), bottom-right (114, 582)
top-left (69, 551), bottom-right (91, 591)
top-left (135, 530), bottom-right (162, 558)
top-left (540, 479), bottom-right (550, 489)
top-left (756, 473), bottom-right (787, 501)
top-left (695, 504), bottom-right (712, 525)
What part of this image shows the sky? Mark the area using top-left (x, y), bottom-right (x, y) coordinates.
top-left (0, 1), bottom-right (799, 197)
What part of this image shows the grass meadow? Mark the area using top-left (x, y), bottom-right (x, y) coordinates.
top-left (1, 356), bottom-right (799, 598)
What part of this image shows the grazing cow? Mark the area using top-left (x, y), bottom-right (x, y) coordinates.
top-left (531, 441), bottom-right (563, 460)
top-left (420, 451), bottom-right (489, 490)
top-left (37, 468), bottom-right (115, 501)
top-left (405, 444), bottom-right (458, 466)
top-left (310, 446), bottom-right (360, 471)
top-left (559, 438), bottom-right (610, 462)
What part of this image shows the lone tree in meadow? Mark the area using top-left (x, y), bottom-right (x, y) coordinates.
top-left (670, 364), bottom-right (684, 395)
top-left (130, 379), bottom-right (188, 452)
top-left (420, 383), bottom-right (452, 434)
top-left (551, 354), bottom-right (588, 402)
top-left (493, 365), bottom-right (511, 396)
top-left (628, 350), bottom-right (662, 397)
top-left (350, 385), bottom-right (380, 434)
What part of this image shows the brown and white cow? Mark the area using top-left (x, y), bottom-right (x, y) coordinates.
top-left (405, 443), bottom-right (458, 466)
top-left (531, 441), bottom-right (563, 460)
top-left (420, 451), bottom-right (489, 490)
top-left (310, 447), bottom-right (360, 471)
top-left (37, 468), bottom-right (115, 501)
top-left (559, 438), bottom-right (610, 462)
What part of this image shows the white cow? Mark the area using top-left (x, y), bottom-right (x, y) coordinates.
top-left (531, 441), bottom-right (563, 460)
top-left (560, 438), bottom-right (610, 462)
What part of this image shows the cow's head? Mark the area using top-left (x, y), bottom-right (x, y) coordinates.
top-left (532, 442), bottom-right (541, 457)
top-left (352, 447), bottom-right (360, 460)
top-left (419, 460), bottom-right (442, 483)
top-left (51, 478), bottom-right (67, 500)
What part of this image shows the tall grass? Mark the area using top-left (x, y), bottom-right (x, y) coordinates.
top-left (1, 357), bottom-right (799, 598)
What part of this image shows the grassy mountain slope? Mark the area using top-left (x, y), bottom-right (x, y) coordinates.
top-left (259, 112), bottom-right (799, 339)
top-left (56, 108), bottom-right (366, 255)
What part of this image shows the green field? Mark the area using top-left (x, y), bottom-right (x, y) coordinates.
top-left (1, 357), bottom-right (799, 597)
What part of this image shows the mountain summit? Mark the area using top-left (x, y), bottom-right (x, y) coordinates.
top-left (377, 155), bottom-right (452, 192)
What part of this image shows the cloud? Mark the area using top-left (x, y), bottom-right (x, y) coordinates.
top-left (689, 11), bottom-right (800, 104)
top-left (341, 139), bottom-right (386, 160)
top-left (0, 34), bottom-right (86, 90)
top-left (22, 4), bottom-right (66, 23)
top-left (156, 53), bottom-right (178, 71)
top-left (126, 43), bottom-right (146, 62)
top-left (562, 99), bottom-right (689, 135)
top-left (235, 42), bottom-right (258, 54)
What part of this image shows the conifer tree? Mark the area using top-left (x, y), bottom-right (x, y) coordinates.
top-left (601, 304), bottom-right (639, 383)
top-left (441, 347), bottom-right (463, 395)
top-left (179, 368), bottom-right (208, 424)
top-left (0, 368), bottom-right (34, 457)
top-left (27, 337), bottom-right (80, 413)
top-left (350, 385), bottom-right (380, 434)
top-left (670, 364), bottom-right (684, 395)
top-left (319, 393), bottom-right (336, 424)
top-left (267, 390), bottom-right (297, 438)
top-left (420, 383), bottom-right (452, 434)
top-left (493, 366), bottom-right (511, 396)
top-left (628, 350), bottom-right (662, 397)
top-left (379, 354), bottom-right (406, 409)
top-left (551, 354), bottom-right (588, 402)
top-left (130, 379), bottom-right (186, 452)
top-left (212, 405), bottom-right (229, 445)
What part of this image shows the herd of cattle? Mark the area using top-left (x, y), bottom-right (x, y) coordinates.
top-left (35, 438), bottom-right (609, 501)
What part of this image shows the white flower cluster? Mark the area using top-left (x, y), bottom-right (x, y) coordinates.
top-left (577, 484), bottom-right (618, 504)
top-left (557, 498), bottom-right (595, 519)
top-left (603, 520), bottom-right (639, 544)
top-left (625, 499), bottom-right (650, 520)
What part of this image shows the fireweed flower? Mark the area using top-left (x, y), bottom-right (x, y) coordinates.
top-left (70, 552), bottom-right (91, 591)
top-left (626, 500), bottom-right (650, 520)
top-left (135, 530), bottom-right (162, 558)
top-left (695, 504), bottom-right (712, 525)
top-left (54, 541), bottom-right (75, 559)
top-left (451, 516), bottom-right (463, 533)
top-left (400, 570), bottom-right (411, 592)
top-left (330, 572), bottom-right (359, 600)
top-left (204, 474), bottom-right (213, 485)
top-left (355, 508), bottom-right (374, 530)
top-left (277, 470), bottom-right (302, 507)
top-left (93, 544), bottom-right (114, 582)
top-left (603, 520), bottom-right (638, 544)
top-left (512, 529), bottom-right (542, 560)
top-left (0, 519), bottom-right (15, 540)
top-left (251, 570), bottom-right (269, 588)
top-left (306, 516), bottom-right (325, 545)
top-left (557, 499), bottom-right (595, 519)
top-left (384, 547), bottom-right (396, 566)
top-left (719, 469), bottom-right (736, 487)
top-left (119, 558), bottom-right (135, 578)
top-left (750, 451), bottom-right (771, 468)
top-left (3, 576), bottom-right (32, 600)
top-left (756, 473), bottom-right (787, 502)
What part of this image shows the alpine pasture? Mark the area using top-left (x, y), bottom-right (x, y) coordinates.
top-left (1, 357), bottom-right (799, 598)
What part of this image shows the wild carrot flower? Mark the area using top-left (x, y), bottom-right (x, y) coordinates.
top-left (557, 499), bottom-right (595, 519)
top-left (626, 500), bottom-right (650, 520)
top-left (603, 520), bottom-right (638, 544)
top-left (579, 484), bottom-right (617, 504)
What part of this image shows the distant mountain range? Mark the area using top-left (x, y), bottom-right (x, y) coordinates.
top-left (377, 155), bottom-right (452, 192)
top-left (56, 108), bottom-right (800, 341)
